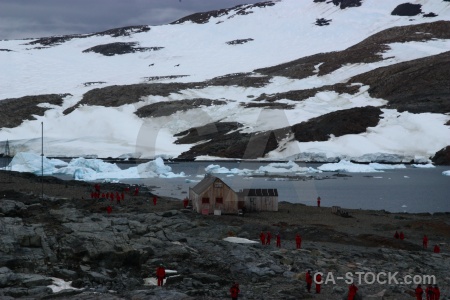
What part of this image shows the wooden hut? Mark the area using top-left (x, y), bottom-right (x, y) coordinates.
top-left (237, 188), bottom-right (278, 212)
top-left (189, 175), bottom-right (239, 215)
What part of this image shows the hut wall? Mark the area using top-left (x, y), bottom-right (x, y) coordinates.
top-left (244, 196), bottom-right (278, 212)
top-left (190, 179), bottom-right (238, 214)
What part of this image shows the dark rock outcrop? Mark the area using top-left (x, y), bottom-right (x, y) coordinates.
top-left (315, 18), bottom-right (332, 26)
top-left (432, 146), bottom-right (450, 165)
top-left (136, 99), bottom-right (227, 118)
top-left (391, 3), bottom-right (422, 16)
top-left (82, 42), bottom-right (163, 56)
top-left (314, 0), bottom-right (362, 9)
top-left (0, 94), bottom-right (70, 128)
top-left (292, 106), bottom-right (383, 142)
top-left (63, 83), bottom-right (194, 115)
top-left (254, 83), bottom-right (360, 103)
top-left (83, 81), bottom-right (106, 87)
top-left (350, 51), bottom-right (450, 114)
top-left (174, 122), bottom-right (282, 159)
top-left (242, 102), bottom-right (295, 109)
top-left (206, 72), bottom-right (272, 88)
top-left (332, 0), bottom-right (363, 9)
top-left (171, 2), bottom-right (275, 24)
top-left (27, 25), bottom-right (150, 47)
top-left (144, 75), bottom-right (189, 81)
top-left (174, 122), bottom-right (241, 144)
top-left (226, 38), bottom-right (254, 45)
top-left (423, 12), bottom-right (438, 18)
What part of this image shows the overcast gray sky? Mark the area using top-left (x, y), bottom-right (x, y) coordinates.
top-left (0, 0), bottom-right (265, 40)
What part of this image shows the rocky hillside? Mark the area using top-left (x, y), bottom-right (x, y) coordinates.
top-left (1, 171), bottom-right (449, 299)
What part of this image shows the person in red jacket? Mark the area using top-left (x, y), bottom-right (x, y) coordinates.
top-left (317, 196), bottom-right (321, 207)
top-left (399, 231), bottom-right (405, 240)
top-left (134, 186), bottom-right (139, 196)
top-left (433, 284), bottom-right (440, 300)
top-left (425, 284), bottom-right (434, 300)
top-left (348, 283), bottom-right (358, 300)
top-left (156, 264), bottom-right (165, 286)
top-left (394, 231), bottom-right (400, 239)
top-left (266, 231), bottom-right (271, 245)
top-left (106, 205), bottom-right (112, 215)
top-left (295, 234), bottom-right (302, 249)
top-left (305, 270), bottom-right (312, 293)
top-left (153, 196), bottom-right (157, 206)
top-left (276, 233), bottom-right (281, 248)
top-left (230, 282), bottom-right (240, 300)
top-left (415, 284), bottom-right (424, 300)
top-left (423, 235), bottom-right (429, 249)
top-left (434, 244), bottom-right (441, 253)
top-left (259, 231), bottom-right (266, 245)
top-left (183, 198), bottom-right (189, 208)
top-left (315, 273), bottom-right (322, 294)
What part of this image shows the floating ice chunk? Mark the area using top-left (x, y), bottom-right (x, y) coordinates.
top-left (255, 161), bottom-right (321, 174)
top-left (318, 160), bottom-right (382, 173)
top-left (369, 163), bottom-right (406, 170)
top-left (412, 163), bottom-right (435, 168)
top-left (7, 152), bottom-right (57, 175)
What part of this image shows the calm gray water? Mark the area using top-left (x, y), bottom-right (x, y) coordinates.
top-left (118, 161), bottom-right (450, 214)
top-left (2, 158), bottom-right (448, 213)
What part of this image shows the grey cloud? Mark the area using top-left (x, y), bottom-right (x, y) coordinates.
top-left (0, 0), bottom-right (264, 40)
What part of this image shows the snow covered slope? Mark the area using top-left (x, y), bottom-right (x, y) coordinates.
top-left (0, 0), bottom-right (449, 162)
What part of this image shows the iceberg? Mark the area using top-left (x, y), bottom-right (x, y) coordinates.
top-left (5, 152), bottom-right (57, 175)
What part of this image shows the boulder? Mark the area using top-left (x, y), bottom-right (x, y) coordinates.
top-left (432, 146), bottom-right (450, 165)
top-left (0, 200), bottom-right (26, 215)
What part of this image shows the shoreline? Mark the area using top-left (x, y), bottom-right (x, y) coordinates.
top-left (2, 169), bottom-right (450, 216)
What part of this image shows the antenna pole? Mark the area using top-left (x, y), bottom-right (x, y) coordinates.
top-left (41, 122), bottom-right (44, 200)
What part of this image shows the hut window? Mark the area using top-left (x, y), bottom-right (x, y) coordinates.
top-left (202, 197), bottom-right (210, 204)
top-left (214, 182), bottom-right (223, 188)
top-left (216, 197), bottom-right (223, 204)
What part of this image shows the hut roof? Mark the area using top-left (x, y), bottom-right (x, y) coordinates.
top-left (190, 175), bottom-right (232, 194)
top-left (238, 188), bottom-right (278, 197)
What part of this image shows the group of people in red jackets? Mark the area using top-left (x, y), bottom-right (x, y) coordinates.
top-left (394, 230), bottom-right (405, 240)
top-left (305, 270), bottom-right (357, 297)
top-left (91, 183), bottom-right (160, 215)
top-left (415, 284), bottom-right (440, 300)
top-left (305, 270), bottom-right (322, 294)
top-left (423, 234), bottom-right (441, 253)
top-left (259, 231), bottom-right (303, 249)
top-left (259, 231), bottom-right (274, 246)
top-left (395, 232), bottom-right (442, 253)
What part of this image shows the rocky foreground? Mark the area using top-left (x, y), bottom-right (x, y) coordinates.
top-left (1, 170), bottom-right (449, 299)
